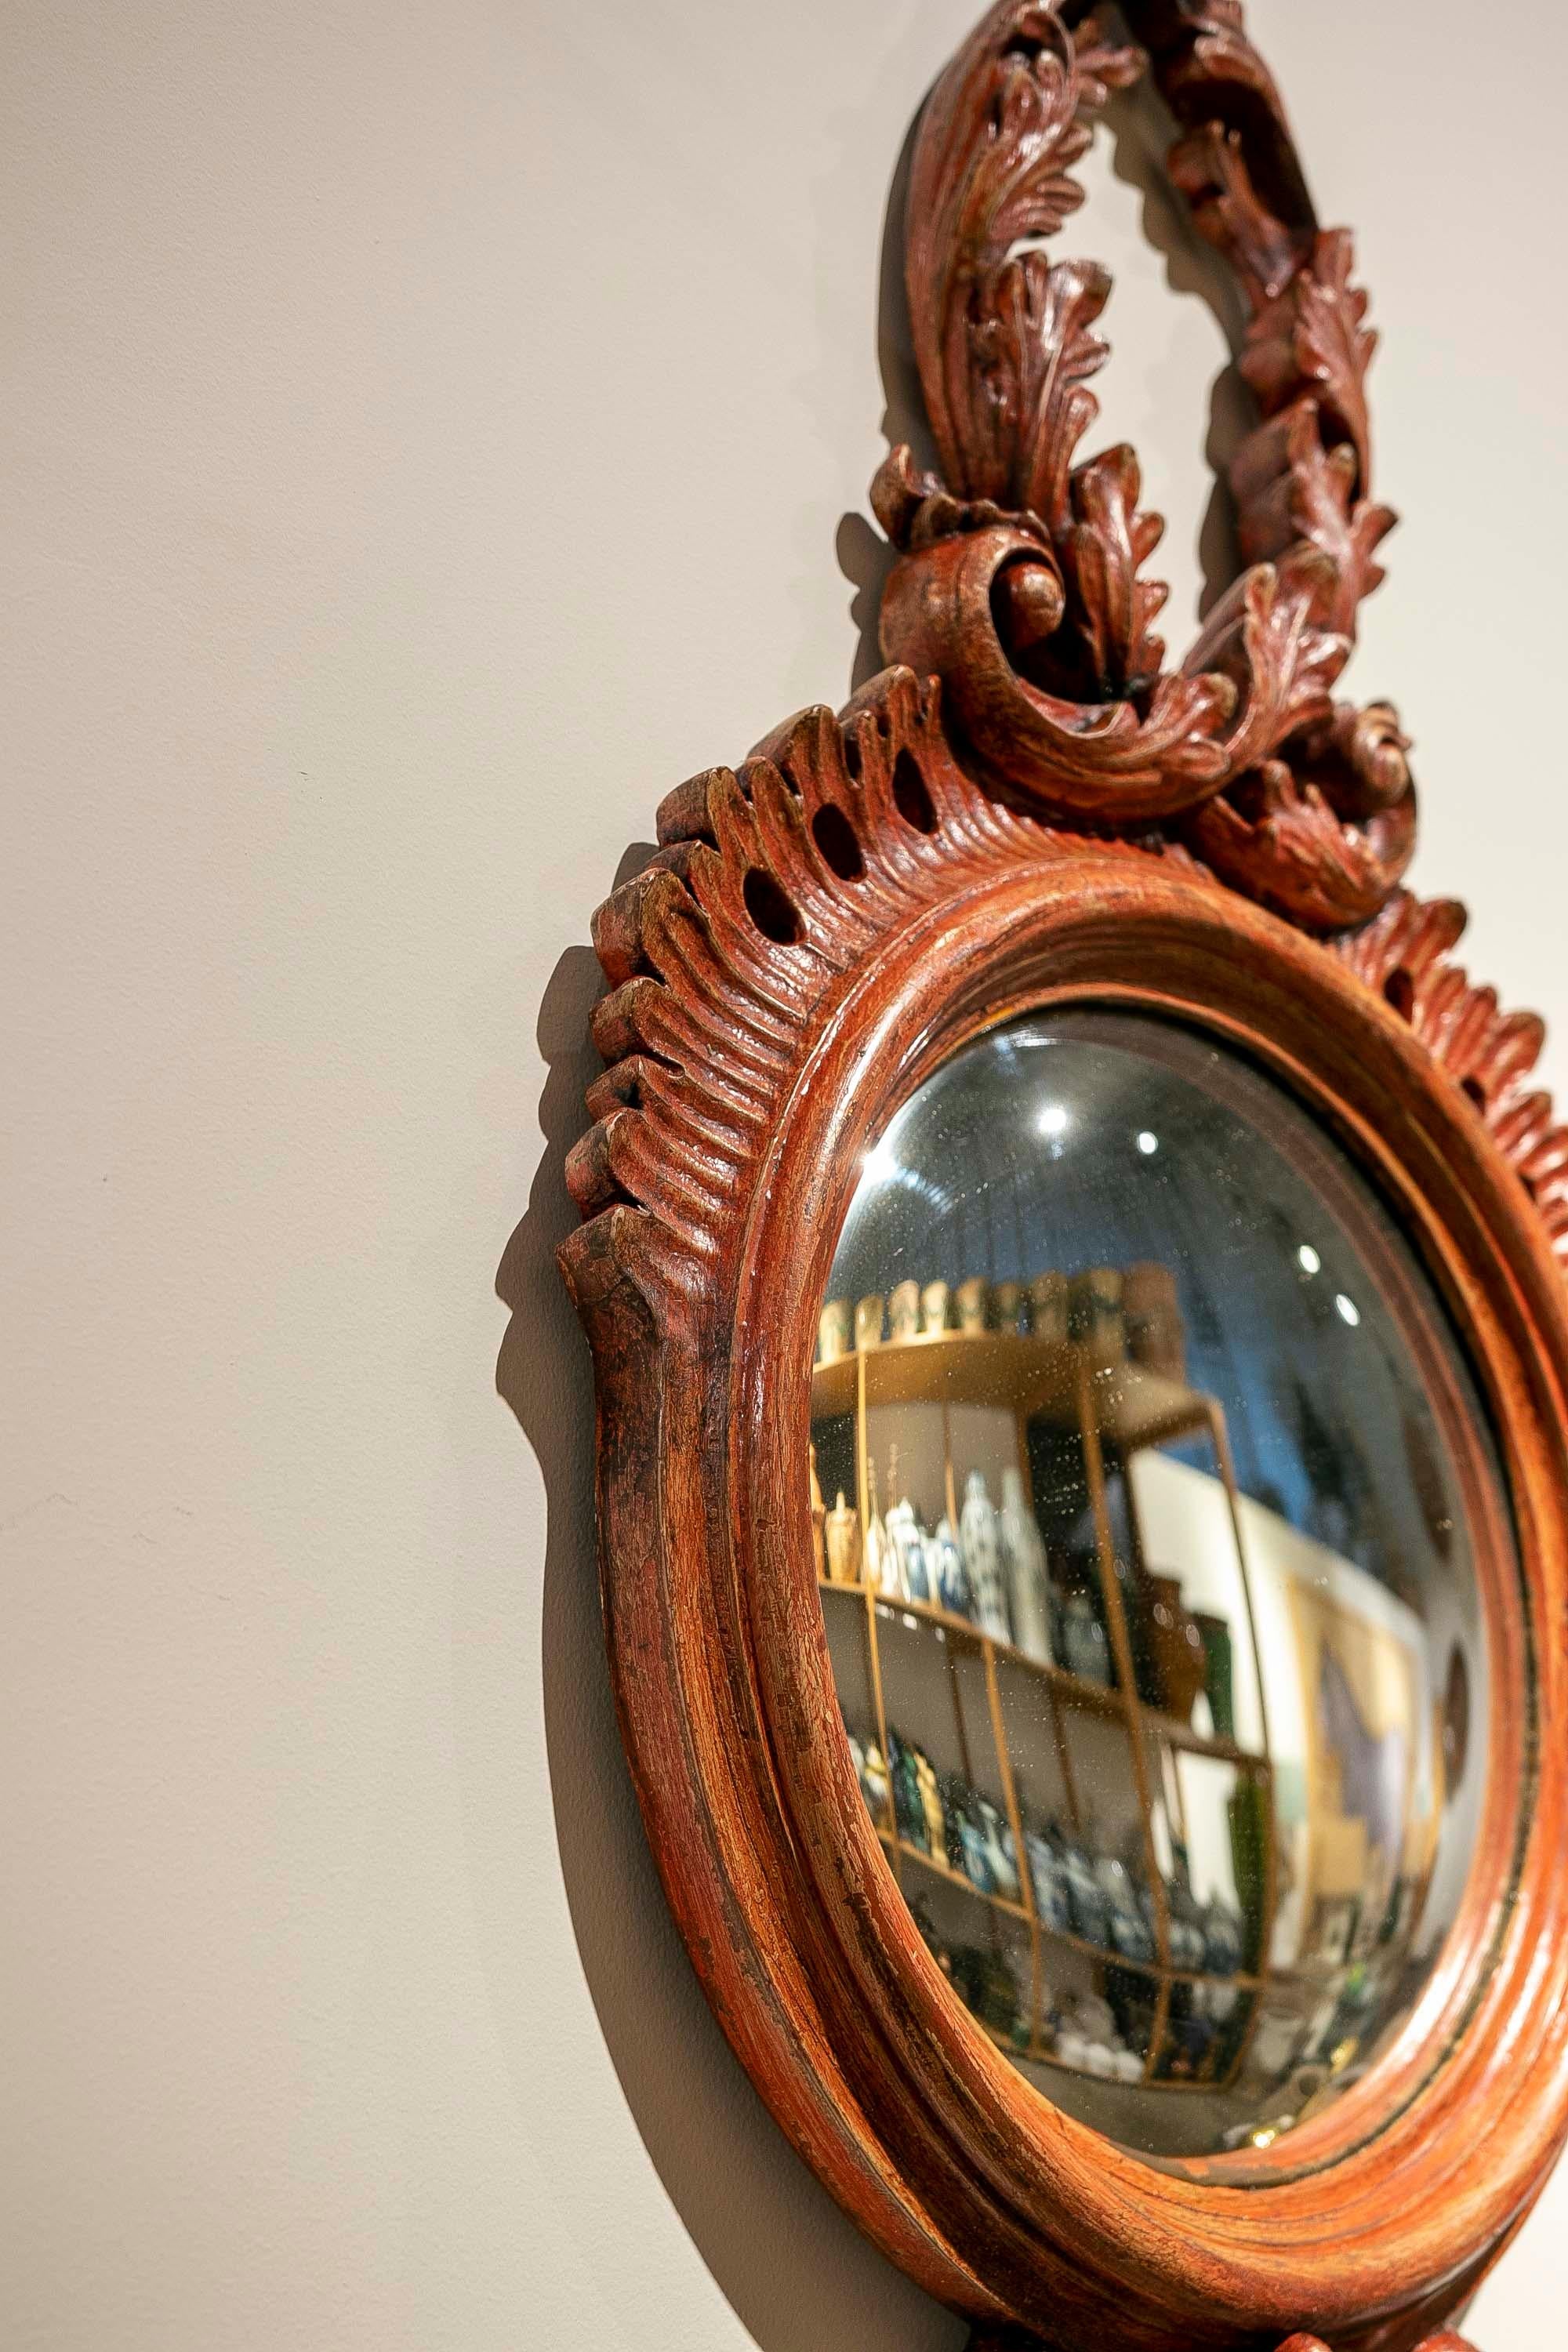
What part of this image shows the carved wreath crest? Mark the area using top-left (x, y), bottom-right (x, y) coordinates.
top-left (876, 0), bottom-right (1413, 934)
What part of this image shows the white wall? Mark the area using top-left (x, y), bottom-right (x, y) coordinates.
top-left (4, 2), bottom-right (1564, 2345)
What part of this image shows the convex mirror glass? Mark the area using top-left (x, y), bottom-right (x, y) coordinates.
top-left (809, 1011), bottom-right (1504, 2160)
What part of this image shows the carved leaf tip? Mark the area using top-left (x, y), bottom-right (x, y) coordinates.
top-left (1062, 442), bottom-right (1170, 693)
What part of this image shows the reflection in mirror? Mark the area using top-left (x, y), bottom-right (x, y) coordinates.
top-left (809, 1012), bottom-right (1506, 2160)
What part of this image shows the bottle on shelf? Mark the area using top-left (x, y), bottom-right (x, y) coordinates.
top-left (902, 1512), bottom-right (935, 1605)
top-left (1147, 1572), bottom-right (1208, 1722)
top-left (960, 1469), bottom-right (1012, 1643)
top-left (1024, 1821), bottom-right (1073, 1935)
top-left (863, 1459), bottom-right (894, 1597)
top-left (888, 1278), bottom-right (921, 1343)
top-left (818, 1297), bottom-right (852, 1364)
top-left (1069, 1265), bottom-right (1125, 1366)
top-left (989, 1279), bottom-right (1022, 1333)
top-left (1123, 1260), bottom-right (1185, 1378)
top-left (931, 1514), bottom-right (970, 1617)
top-left (955, 1276), bottom-right (989, 1334)
top-left (1097, 1850), bottom-right (1157, 1965)
top-left (826, 1490), bottom-right (862, 1584)
top-left (1061, 1587), bottom-right (1112, 1686)
top-left (1029, 1268), bottom-right (1069, 1346)
top-left (999, 1465), bottom-right (1053, 1664)
top-left (1201, 1894), bottom-right (1245, 1979)
top-left (846, 1728), bottom-right (888, 1822)
top-left (1165, 1845), bottom-right (1209, 1973)
top-left (884, 1446), bottom-right (926, 1602)
top-left (1059, 1829), bottom-right (1112, 1947)
top-left (1194, 1609), bottom-right (1236, 1739)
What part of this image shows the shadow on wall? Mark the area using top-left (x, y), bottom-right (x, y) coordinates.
top-left (493, 880), bottom-right (964, 2352)
top-left (488, 62), bottom-right (1258, 2352)
top-left (837, 114), bottom-right (925, 694)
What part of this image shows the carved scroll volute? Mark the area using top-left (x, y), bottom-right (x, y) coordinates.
top-left (876, 0), bottom-right (1417, 933)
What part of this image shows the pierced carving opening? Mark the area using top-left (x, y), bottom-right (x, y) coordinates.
top-left (1385, 971), bottom-right (1416, 1023)
top-left (742, 866), bottom-right (804, 946)
top-left (811, 803), bottom-right (866, 880)
top-left (1461, 1076), bottom-right (1486, 1114)
top-left (892, 749), bottom-right (938, 834)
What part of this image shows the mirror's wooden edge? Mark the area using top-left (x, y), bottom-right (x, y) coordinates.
top-left (551, 3), bottom-right (1568, 2340)
top-left (555, 662), bottom-right (1568, 2352)
top-left (728, 833), bottom-right (1566, 2335)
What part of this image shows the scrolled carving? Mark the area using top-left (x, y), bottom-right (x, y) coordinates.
top-left (1185, 695), bottom-right (1416, 931)
top-left (876, 0), bottom-right (1414, 929)
top-left (877, 521), bottom-right (1237, 820)
top-left (902, 3), bottom-right (1144, 518)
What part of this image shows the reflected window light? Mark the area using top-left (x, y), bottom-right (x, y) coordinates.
top-left (860, 1138), bottom-right (899, 1184)
top-left (1136, 1130), bottom-right (1159, 1156)
top-left (1298, 1243), bottom-right (1322, 1275)
top-left (1335, 1291), bottom-right (1361, 1327)
top-left (1036, 1102), bottom-right (1069, 1138)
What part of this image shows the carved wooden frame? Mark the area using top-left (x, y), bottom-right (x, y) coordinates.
top-left (557, 6), bottom-right (1568, 2348)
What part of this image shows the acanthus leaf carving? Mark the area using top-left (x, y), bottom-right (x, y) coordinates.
top-left (1243, 227), bottom-right (1375, 486)
top-left (870, 441), bottom-right (1055, 557)
top-left (1003, 252), bottom-right (1117, 530)
top-left (1167, 118), bottom-right (1306, 305)
top-left (1185, 751), bottom-right (1416, 935)
top-left (1182, 546), bottom-right (1350, 769)
top-left (905, 4), bottom-right (1144, 511)
top-left (880, 0), bottom-right (1414, 927)
top-left (1230, 403), bottom-right (1396, 640)
top-left (1060, 441), bottom-right (1168, 695)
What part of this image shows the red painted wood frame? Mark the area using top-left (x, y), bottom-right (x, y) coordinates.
top-left (557, 5), bottom-right (1568, 2347)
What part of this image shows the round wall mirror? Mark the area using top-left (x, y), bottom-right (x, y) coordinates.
top-left (563, 4), bottom-right (1568, 2322)
top-left (809, 1011), bottom-right (1507, 2161)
